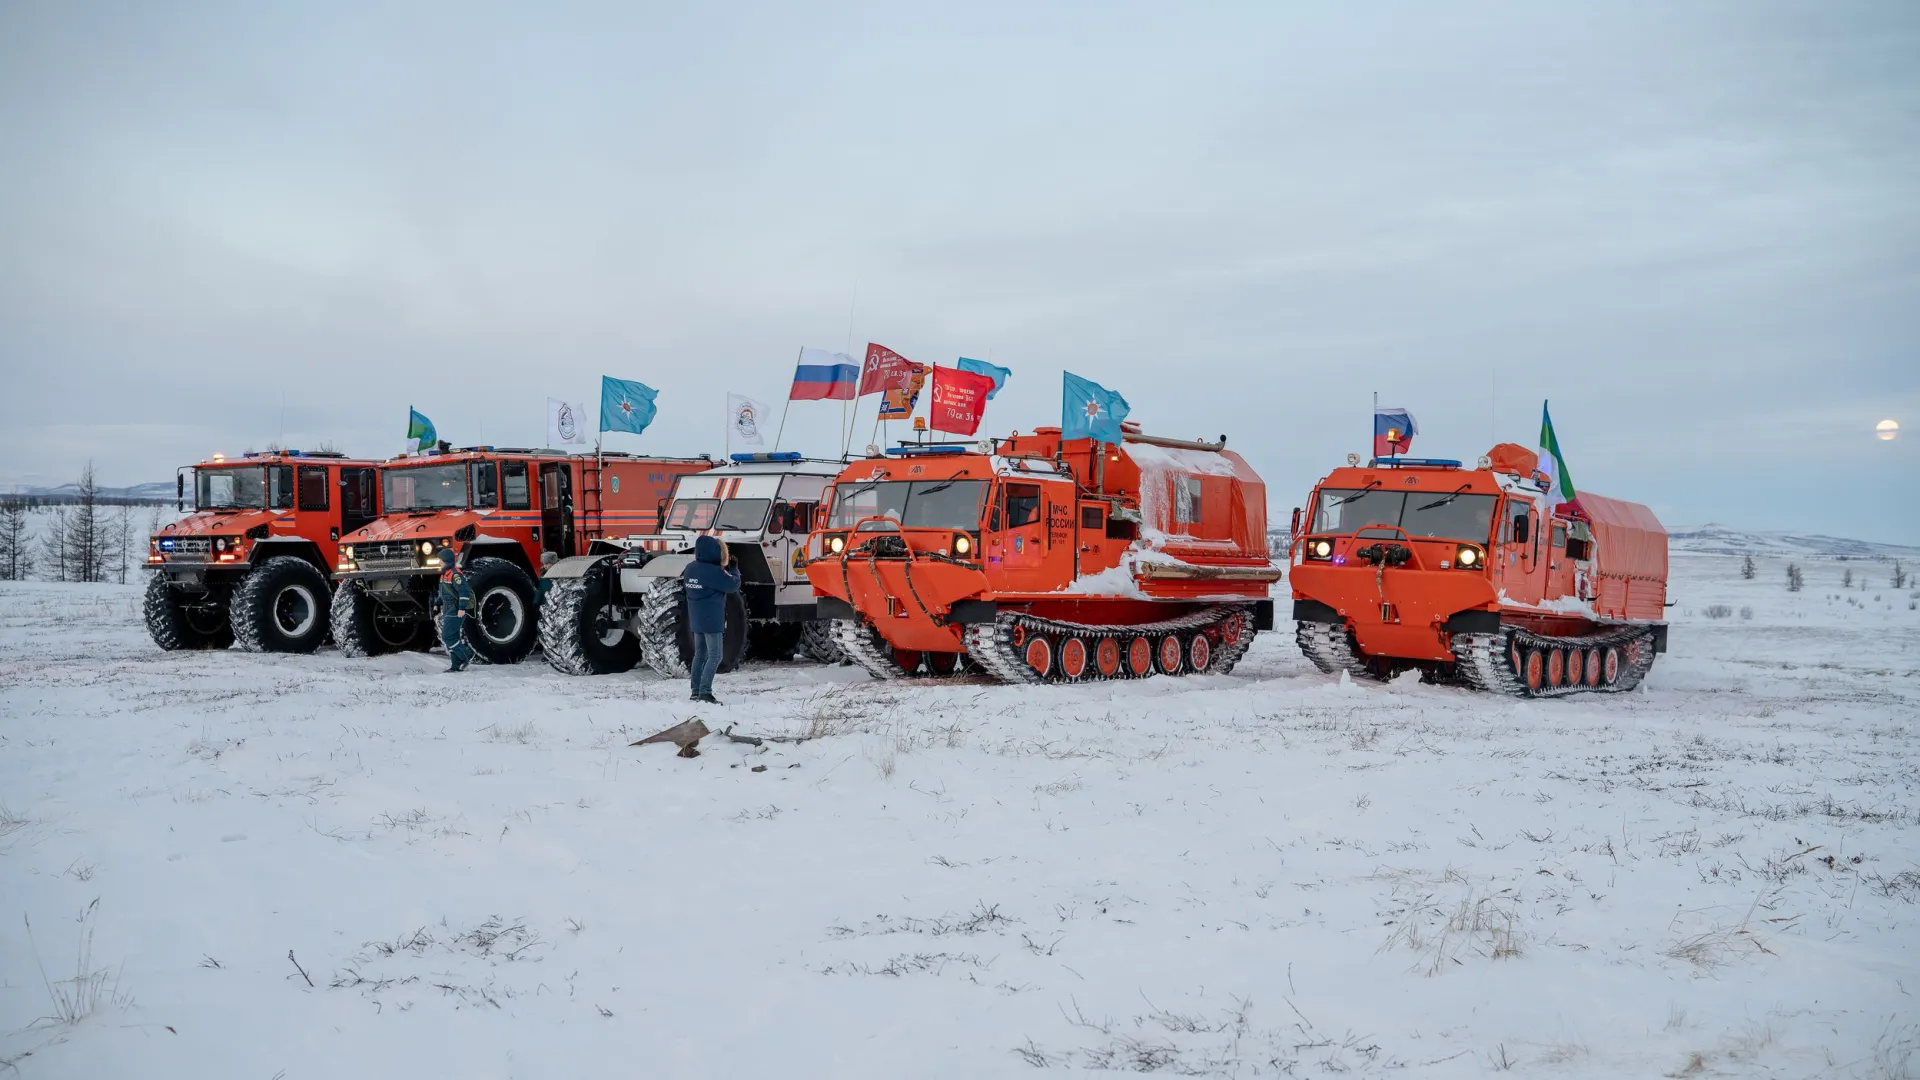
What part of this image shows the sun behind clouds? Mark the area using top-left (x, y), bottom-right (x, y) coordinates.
top-left (1876, 419), bottom-right (1900, 441)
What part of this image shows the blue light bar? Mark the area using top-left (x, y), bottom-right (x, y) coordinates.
top-left (884, 444), bottom-right (970, 456)
top-left (1372, 456), bottom-right (1463, 468)
top-left (730, 451), bottom-right (804, 463)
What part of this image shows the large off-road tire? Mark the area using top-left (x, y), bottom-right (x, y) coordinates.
top-left (329, 579), bottom-right (433, 657)
top-left (462, 557), bottom-right (541, 665)
top-left (635, 577), bottom-right (748, 678)
top-left (538, 557), bottom-right (641, 676)
top-left (230, 556), bottom-right (331, 654)
top-left (797, 618), bottom-right (846, 664)
top-left (747, 622), bottom-right (806, 661)
top-left (143, 572), bottom-right (233, 651)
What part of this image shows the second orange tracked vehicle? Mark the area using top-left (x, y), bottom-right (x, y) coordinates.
top-left (805, 424), bottom-right (1283, 682)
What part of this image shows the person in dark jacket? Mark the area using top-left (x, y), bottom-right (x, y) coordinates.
top-left (436, 545), bottom-right (473, 672)
top-left (682, 534), bottom-right (739, 703)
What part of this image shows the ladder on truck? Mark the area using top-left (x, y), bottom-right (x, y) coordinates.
top-left (579, 454), bottom-right (606, 544)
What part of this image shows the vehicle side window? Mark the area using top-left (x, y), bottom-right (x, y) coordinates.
top-left (1080, 505), bottom-right (1103, 530)
top-left (1005, 484), bottom-right (1042, 528)
top-left (1175, 476), bottom-right (1202, 525)
top-left (502, 462), bottom-right (530, 509)
top-left (473, 463), bottom-right (498, 508)
top-left (1552, 524), bottom-right (1567, 549)
top-left (269, 465), bottom-right (294, 510)
top-left (342, 470), bottom-right (373, 516)
top-left (1504, 499), bottom-right (1529, 543)
top-left (789, 503), bottom-right (814, 534)
top-left (297, 466), bottom-right (329, 511)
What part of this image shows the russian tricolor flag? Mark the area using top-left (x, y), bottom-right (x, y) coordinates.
top-left (789, 348), bottom-right (859, 401)
top-left (1373, 406), bottom-right (1417, 458)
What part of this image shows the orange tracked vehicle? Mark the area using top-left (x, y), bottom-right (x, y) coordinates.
top-left (804, 425), bottom-right (1283, 682)
top-left (145, 450), bottom-right (381, 653)
top-left (330, 447), bottom-right (711, 663)
top-left (1289, 444), bottom-right (1668, 697)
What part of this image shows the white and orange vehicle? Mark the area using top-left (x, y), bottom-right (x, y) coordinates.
top-left (804, 424), bottom-right (1283, 682)
top-left (1289, 443), bottom-right (1668, 696)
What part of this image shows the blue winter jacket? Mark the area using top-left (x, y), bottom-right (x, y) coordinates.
top-left (682, 535), bottom-right (740, 634)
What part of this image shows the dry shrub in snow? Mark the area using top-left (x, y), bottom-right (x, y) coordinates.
top-left (1703, 604), bottom-right (1733, 619)
top-left (1377, 879), bottom-right (1525, 976)
top-left (26, 898), bottom-right (120, 1027)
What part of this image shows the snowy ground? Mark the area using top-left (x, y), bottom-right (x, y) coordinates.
top-left (2, 554), bottom-right (1917, 1078)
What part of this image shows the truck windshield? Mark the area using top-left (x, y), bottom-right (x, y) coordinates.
top-left (714, 498), bottom-right (771, 531)
top-left (666, 499), bottom-right (718, 529)
top-left (384, 464), bottom-right (469, 511)
top-left (1312, 488), bottom-right (1497, 542)
top-left (829, 480), bottom-right (988, 529)
top-left (196, 467), bottom-right (266, 509)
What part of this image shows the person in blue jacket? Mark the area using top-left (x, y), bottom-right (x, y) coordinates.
top-left (435, 545), bottom-right (473, 672)
top-left (682, 534), bottom-right (739, 704)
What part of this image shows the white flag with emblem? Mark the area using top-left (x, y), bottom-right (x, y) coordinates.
top-left (727, 392), bottom-right (768, 447)
top-left (547, 397), bottom-right (589, 447)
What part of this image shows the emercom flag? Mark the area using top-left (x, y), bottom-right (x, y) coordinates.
top-left (600, 376), bottom-right (659, 435)
top-left (406, 407), bottom-right (437, 453)
top-left (1061, 371), bottom-right (1130, 444)
top-left (728, 392), bottom-right (769, 447)
top-left (547, 398), bottom-right (590, 448)
top-left (1539, 400), bottom-right (1577, 504)
top-left (956, 357), bottom-right (1011, 400)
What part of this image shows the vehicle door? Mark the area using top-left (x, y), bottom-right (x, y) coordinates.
top-left (1544, 520), bottom-right (1578, 602)
top-left (339, 468), bottom-right (378, 536)
top-left (989, 479), bottom-right (1069, 591)
top-left (774, 474), bottom-right (828, 589)
top-left (1494, 495), bottom-right (1545, 606)
top-left (539, 462), bottom-right (574, 558)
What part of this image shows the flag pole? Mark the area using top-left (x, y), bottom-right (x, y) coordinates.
top-left (773, 347), bottom-right (799, 452)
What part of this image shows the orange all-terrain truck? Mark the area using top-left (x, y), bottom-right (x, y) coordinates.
top-left (145, 450), bottom-right (382, 653)
top-left (1289, 443), bottom-right (1668, 697)
top-left (329, 447), bottom-right (712, 663)
top-left (804, 425), bottom-right (1283, 682)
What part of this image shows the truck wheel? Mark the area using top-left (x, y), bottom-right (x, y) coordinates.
top-left (330, 579), bottom-right (432, 657)
top-left (797, 619), bottom-right (846, 664)
top-left (538, 558), bottom-right (640, 676)
top-left (747, 622), bottom-right (805, 661)
top-left (637, 578), bottom-right (749, 677)
top-left (231, 556), bottom-right (330, 654)
top-left (143, 573), bottom-right (232, 651)
top-left (463, 557), bottom-right (540, 665)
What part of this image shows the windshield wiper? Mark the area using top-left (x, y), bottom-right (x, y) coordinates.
top-left (1324, 480), bottom-right (1382, 510)
top-left (913, 479), bottom-right (961, 497)
top-left (1413, 484), bottom-right (1472, 512)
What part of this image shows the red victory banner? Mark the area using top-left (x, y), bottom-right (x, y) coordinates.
top-left (857, 342), bottom-right (917, 397)
top-left (927, 365), bottom-right (996, 435)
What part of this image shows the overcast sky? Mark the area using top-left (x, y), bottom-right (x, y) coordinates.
top-left (2, 1), bottom-right (1915, 541)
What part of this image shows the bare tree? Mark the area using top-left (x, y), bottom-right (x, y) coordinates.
top-left (40, 506), bottom-right (70, 581)
top-left (1786, 563), bottom-right (1803, 593)
top-left (40, 463), bottom-right (109, 582)
top-left (0, 500), bottom-right (34, 580)
top-left (1740, 555), bottom-right (1755, 580)
top-left (1842, 567), bottom-right (1853, 588)
top-left (111, 503), bottom-right (136, 584)
top-left (1894, 561), bottom-right (1908, 590)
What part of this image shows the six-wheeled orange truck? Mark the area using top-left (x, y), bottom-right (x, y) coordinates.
top-left (1289, 443), bottom-right (1668, 696)
top-left (804, 425), bottom-right (1283, 682)
top-left (145, 450), bottom-right (382, 652)
top-left (329, 447), bottom-right (712, 663)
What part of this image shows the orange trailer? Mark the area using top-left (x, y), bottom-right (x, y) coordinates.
top-left (1289, 444), bottom-right (1668, 696)
top-left (804, 425), bottom-right (1283, 682)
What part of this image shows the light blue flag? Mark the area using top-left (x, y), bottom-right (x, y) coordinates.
top-left (406, 407), bottom-right (437, 451)
top-left (1061, 371), bottom-right (1130, 443)
top-left (956, 357), bottom-right (1011, 400)
top-left (600, 376), bottom-right (659, 435)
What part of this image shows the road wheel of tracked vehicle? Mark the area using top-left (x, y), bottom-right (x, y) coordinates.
top-left (143, 573), bottom-right (232, 651)
top-left (797, 619), bottom-right (846, 664)
top-left (1156, 634), bottom-right (1184, 676)
top-left (1565, 648), bottom-right (1584, 687)
top-left (1096, 638), bottom-right (1121, 678)
top-left (1023, 635), bottom-right (1053, 678)
top-left (538, 559), bottom-right (641, 676)
top-left (925, 651), bottom-right (961, 676)
top-left (1602, 646), bottom-right (1621, 686)
top-left (1585, 648), bottom-right (1603, 688)
top-left (1059, 637), bottom-right (1089, 680)
top-left (891, 648), bottom-right (923, 675)
top-left (1547, 647), bottom-right (1565, 688)
top-left (231, 556), bottom-right (330, 654)
top-left (462, 557), bottom-right (540, 665)
top-left (1220, 611), bottom-right (1246, 649)
top-left (748, 622), bottom-right (806, 661)
top-left (1188, 634), bottom-right (1212, 674)
top-left (1522, 648), bottom-right (1545, 693)
top-left (1127, 636), bottom-right (1154, 677)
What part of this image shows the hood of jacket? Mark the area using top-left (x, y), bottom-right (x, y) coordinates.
top-left (694, 534), bottom-right (723, 565)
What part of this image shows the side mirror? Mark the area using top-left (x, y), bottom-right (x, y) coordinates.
top-left (177, 473), bottom-right (185, 513)
top-left (1512, 516), bottom-right (1529, 544)
top-left (1290, 507), bottom-right (1301, 537)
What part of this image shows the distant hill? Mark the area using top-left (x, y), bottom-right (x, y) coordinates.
top-left (6, 481), bottom-right (176, 504)
top-left (1265, 523), bottom-right (1916, 561)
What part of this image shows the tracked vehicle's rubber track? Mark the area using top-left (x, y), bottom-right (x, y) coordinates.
top-left (958, 605), bottom-right (1257, 684)
top-left (1294, 620), bottom-right (1378, 679)
top-left (1452, 623), bottom-right (1659, 698)
top-left (831, 620), bottom-right (905, 680)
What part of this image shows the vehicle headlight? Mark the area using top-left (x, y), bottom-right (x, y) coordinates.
top-left (828, 535), bottom-right (846, 554)
top-left (1310, 539), bottom-right (1333, 559)
top-left (215, 538), bottom-right (228, 552)
top-left (419, 540), bottom-right (435, 555)
top-left (1456, 545), bottom-right (1480, 567)
top-left (343, 546), bottom-right (354, 559)
top-left (953, 534), bottom-right (972, 556)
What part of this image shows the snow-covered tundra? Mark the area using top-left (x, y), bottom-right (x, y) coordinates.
top-left (2, 553), bottom-right (1916, 1078)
